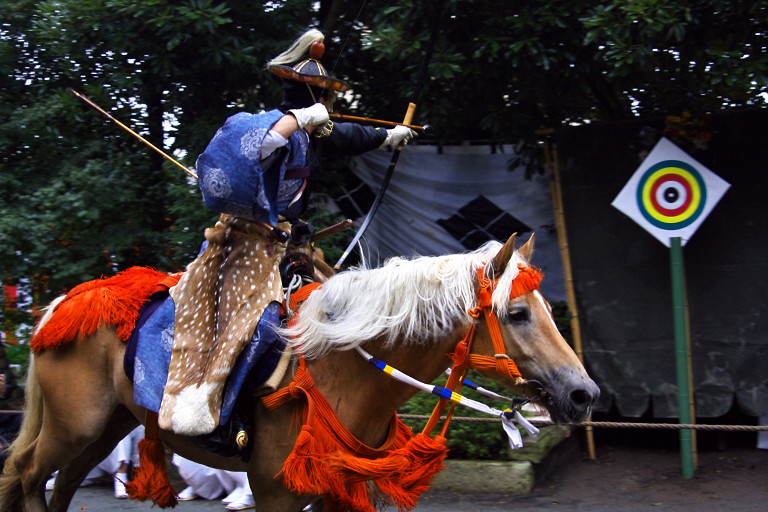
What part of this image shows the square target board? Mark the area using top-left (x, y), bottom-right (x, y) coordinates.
top-left (611, 137), bottom-right (730, 247)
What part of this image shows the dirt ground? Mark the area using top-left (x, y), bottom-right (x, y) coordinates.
top-left (416, 425), bottom-right (768, 512)
top-left (417, 444), bottom-right (768, 511)
top-left (57, 432), bottom-right (768, 511)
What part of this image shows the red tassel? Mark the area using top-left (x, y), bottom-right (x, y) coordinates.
top-left (125, 438), bottom-right (178, 508)
top-left (283, 415), bottom-right (445, 512)
top-left (271, 360), bottom-right (448, 512)
top-left (509, 265), bottom-right (543, 298)
top-left (280, 426), bottom-right (330, 495)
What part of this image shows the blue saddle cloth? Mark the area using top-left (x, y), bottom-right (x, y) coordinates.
top-left (125, 295), bottom-right (284, 426)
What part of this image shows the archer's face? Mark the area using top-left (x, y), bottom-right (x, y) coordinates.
top-left (321, 91), bottom-right (337, 113)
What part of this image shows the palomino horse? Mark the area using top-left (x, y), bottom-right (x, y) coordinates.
top-left (0, 233), bottom-right (599, 512)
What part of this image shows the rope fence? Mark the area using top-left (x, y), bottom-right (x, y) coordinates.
top-left (2, 409), bottom-right (766, 431)
top-left (397, 414), bottom-right (768, 432)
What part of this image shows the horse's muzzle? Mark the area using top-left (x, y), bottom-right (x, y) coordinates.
top-left (542, 375), bottom-right (600, 424)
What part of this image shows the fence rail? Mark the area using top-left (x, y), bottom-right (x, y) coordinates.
top-left (397, 414), bottom-right (768, 432)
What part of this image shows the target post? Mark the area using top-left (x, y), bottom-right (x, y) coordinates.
top-left (611, 137), bottom-right (730, 479)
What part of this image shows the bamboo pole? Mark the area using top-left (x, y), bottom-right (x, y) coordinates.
top-left (685, 290), bottom-right (699, 468)
top-left (540, 131), bottom-right (597, 460)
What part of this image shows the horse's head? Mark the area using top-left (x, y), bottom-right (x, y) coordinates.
top-left (471, 233), bottom-right (599, 424)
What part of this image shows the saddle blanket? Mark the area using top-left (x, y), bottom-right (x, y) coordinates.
top-left (126, 294), bottom-right (286, 426)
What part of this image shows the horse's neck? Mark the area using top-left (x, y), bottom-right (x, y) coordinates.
top-left (306, 337), bottom-right (458, 448)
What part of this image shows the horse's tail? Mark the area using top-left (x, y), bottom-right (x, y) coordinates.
top-left (0, 296), bottom-right (62, 511)
top-left (0, 357), bottom-right (43, 511)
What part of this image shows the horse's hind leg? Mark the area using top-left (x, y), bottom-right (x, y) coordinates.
top-left (47, 407), bottom-right (139, 512)
top-left (16, 330), bottom-right (126, 512)
top-left (13, 394), bottom-right (119, 512)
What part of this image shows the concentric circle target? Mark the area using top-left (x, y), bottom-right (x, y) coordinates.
top-left (636, 160), bottom-right (707, 230)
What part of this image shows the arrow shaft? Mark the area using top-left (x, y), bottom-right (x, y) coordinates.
top-left (329, 113), bottom-right (427, 131)
top-left (71, 89), bottom-right (197, 179)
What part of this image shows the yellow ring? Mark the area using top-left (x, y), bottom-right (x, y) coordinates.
top-left (641, 166), bottom-right (701, 223)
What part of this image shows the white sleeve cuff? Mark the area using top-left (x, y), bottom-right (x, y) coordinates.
top-left (261, 130), bottom-right (289, 159)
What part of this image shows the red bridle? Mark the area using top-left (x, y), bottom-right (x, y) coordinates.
top-left (422, 264), bottom-right (543, 437)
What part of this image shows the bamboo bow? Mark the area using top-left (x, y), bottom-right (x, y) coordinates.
top-left (334, 1), bottom-right (447, 269)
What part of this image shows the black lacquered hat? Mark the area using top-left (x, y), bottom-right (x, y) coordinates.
top-left (268, 35), bottom-right (350, 93)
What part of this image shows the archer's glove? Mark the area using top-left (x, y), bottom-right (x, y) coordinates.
top-left (380, 125), bottom-right (417, 148)
top-left (289, 103), bottom-right (330, 129)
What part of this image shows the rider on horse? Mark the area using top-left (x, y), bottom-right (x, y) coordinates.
top-left (160, 28), bottom-right (417, 436)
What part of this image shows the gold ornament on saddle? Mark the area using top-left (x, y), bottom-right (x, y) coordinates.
top-left (236, 430), bottom-right (249, 449)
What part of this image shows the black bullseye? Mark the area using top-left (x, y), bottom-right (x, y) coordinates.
top-left (664, 187), bottom-right (679, 203)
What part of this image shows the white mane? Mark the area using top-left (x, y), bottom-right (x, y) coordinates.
top-left (284, 241), bottom-right (530, 359)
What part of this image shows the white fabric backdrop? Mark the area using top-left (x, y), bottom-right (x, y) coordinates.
top-left (345, 145), bottom-right (566, 302)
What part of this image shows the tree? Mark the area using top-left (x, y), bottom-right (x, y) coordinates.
top-left (357, 1), bottom-right (767, 140)
top-left (1, 0), bottom-right (766, 316)
top-left (0, 0), bottom-right (318, 298)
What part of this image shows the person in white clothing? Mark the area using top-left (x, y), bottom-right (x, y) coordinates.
top-left (173, 454), bottom-right (255, 510)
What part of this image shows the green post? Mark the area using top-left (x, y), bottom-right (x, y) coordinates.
top-left (670, 237), bottom-right (695, 478)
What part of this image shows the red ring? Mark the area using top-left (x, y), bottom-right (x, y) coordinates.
top-left (649, 174), bottom-right (692, 217)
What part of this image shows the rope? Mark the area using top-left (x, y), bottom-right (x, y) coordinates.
top-left (397, 414), bottom-right (768, 431)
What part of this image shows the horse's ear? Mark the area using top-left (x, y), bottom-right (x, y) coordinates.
top-left (490, 233), bottom-right (517, 276)
top-left (518, 232), bottom-right (536, 263)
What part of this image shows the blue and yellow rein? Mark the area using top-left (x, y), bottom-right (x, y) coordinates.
top-left (355, 346), bottom-right (540, 448)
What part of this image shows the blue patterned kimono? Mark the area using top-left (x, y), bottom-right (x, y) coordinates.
top-left (196, 109), bottom-right (309, 224)
top-left (196, 109), bottom-right (388, 224)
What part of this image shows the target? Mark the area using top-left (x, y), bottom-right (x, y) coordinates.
top-left (612, 137), bottom-right (729, 247)
top-left (635, 160), bottom-right (706, 230)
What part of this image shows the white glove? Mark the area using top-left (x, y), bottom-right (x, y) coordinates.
top-left (380, 125), bottom-right (417, 148)
top-left (288, 103), bottom-right (330, 129)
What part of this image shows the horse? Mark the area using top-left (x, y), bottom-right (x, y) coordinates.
top-left (0, 233), bottom-right (599, 512)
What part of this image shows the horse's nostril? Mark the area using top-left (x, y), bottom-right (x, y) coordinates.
top-left (570, 389), bottom-right (591, 406)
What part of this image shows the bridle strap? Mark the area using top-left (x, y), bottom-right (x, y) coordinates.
top-left (421, 332), bottom-right (472, 437)
top-left (422, 265), bottom-right (535, 437)
top-left (469, 267), bottom-right (524, 382)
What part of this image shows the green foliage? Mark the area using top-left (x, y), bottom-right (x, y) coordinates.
top-left (357, 0), bottom-right (767, 174)
top-left (1, 0), bottom-right (765, 347)
top-left (3, 343), bottom-right (30, 374)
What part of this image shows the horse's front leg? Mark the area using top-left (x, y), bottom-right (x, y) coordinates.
top-left (247, 401), bottom-right (318, 512)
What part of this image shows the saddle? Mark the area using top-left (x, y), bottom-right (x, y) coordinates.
top-left (126, 295), bottom-right (289, 459)
top-left (129, 216), bottom-right (327, 456)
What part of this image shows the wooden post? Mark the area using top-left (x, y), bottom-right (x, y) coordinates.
top-left (541, 132), bottom-right (597, 461)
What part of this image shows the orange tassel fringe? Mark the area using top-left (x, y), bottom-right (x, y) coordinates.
top-left (126, 410), bottom-right (178, 508)
top-left (264, 361), bottom-right (448, 512)
top-left (31, 267), bottom-right (181, 352)
top-left (125, 438), bottom-right (177, 508)
top-left (509, 265), bottom-right (543, 298)
top-left (283, 413), bottom-right (447, 512)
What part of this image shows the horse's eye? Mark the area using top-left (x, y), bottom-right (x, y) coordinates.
top-left (506, 306), bottom-right (530, 324)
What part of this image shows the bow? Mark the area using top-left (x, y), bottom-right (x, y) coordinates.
top-left (334, 1), bottom-right (447, 269)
